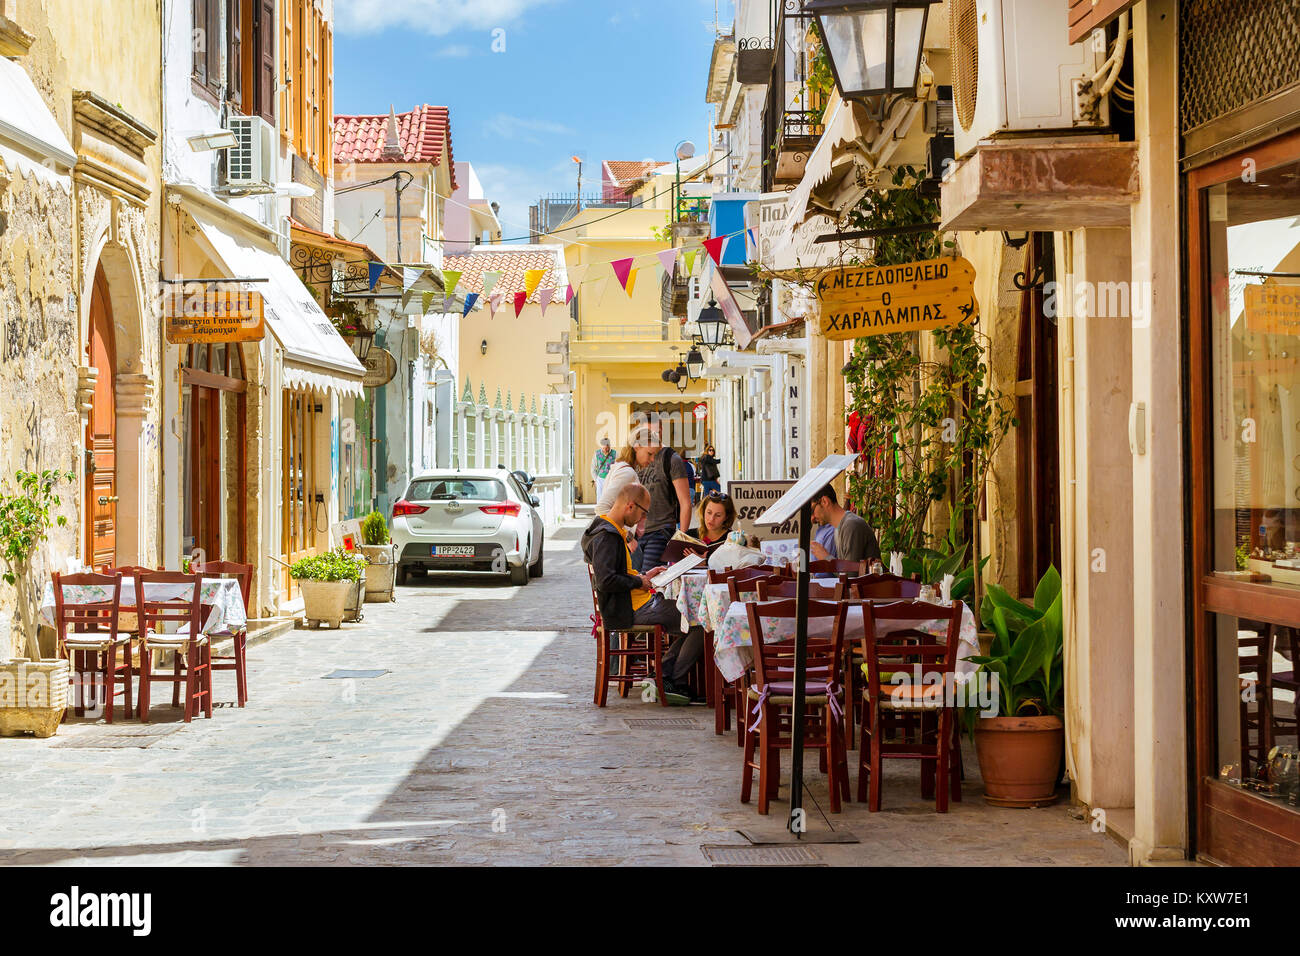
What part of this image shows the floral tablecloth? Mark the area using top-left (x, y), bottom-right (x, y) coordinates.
top-left (661, 571), bottom-right (712, 631)
top-left (713, 599), bottom-right (979, 684)
top-left (39, 578), bottom-right (247, 637)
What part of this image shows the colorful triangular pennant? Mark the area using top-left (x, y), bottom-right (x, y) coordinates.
top-left (443, 270), bottom-right (462, 299)
top-left (523, 269), bottom-right (546, 301)
top-left (367, 262), bottom-right (384, 291)
top-left (624, 268), bottom-right (638, 298)
top-left (611, 257), bottom-right (635, 290)
top-left (656, 249), bottom-right (678, 280)
top-left (703, 236), bottom-right (727, 266)
top-left (421, 290), bottom-right (435, 315)
top-left (537, 287), bottom-right (554, 317)
top-left (482, 271), bottom-right (501, 297)
top-left (462, 292), bottom-right (480, 316)
top-left (567, 263), bottom-right (589, 287)
top-left (513, 291), bottom-right (527, 317)
top-left (565, 283), bottom-right (574, 305)
top-left (488, 292), bottom-right (504, 318)
top-left (684, 248), bottom-right (698, 276)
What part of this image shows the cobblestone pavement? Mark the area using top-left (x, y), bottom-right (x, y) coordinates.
top-left (0, 519), bottom-right (1125, 866)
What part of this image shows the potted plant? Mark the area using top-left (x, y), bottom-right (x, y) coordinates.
top-left (359, 510), bottom-right (396, 602)
top-left (0, 469), bottom-right (74, 660)
top-left (964, 566), bottom-right (1065, 807)
top-left (289, 548), bottom-right (365, 628)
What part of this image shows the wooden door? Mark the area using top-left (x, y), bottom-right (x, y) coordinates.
top-left (86, 267), bottom-right (117, 568)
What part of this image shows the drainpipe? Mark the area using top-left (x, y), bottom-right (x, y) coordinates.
top-left (1059, 230), bottom-right (1082, 791)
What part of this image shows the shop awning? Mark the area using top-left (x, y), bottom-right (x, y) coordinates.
top-left (0, 56), bottom-right (76, 188)
top-left (186, 203), bottom-right (366, 397)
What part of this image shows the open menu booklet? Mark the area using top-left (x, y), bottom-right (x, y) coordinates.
top-left (649, 553), bottom-right (706, 590)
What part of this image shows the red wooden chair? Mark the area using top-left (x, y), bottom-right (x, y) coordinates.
top-left (722, 572), bottom-right (788, 745)
top-left (840, 575), bottom-right (922, 746)
top-left (741, 598), bottom-right (850, 815)
top-left (586, 565), bottom-right (667, 707)
top-left (193, 561), bottom-right (253, 707)
top-left (135, 571), bottom-right (212, 723)
top-left (51, 571), bottom-right (132, 722)
top-left (99, 564), bottom-right (160, 674)
top-left (806, 559), bottom-right (866, 577)
top-left (756, 578), bottom-right (846, 601)
top-left (703, 566), bottom-right (775, 739)
top-left (857, 599), bottom-right (964, 812)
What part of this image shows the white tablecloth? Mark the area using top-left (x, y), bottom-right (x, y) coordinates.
top-left (40, 578), bottom-right (247, 637)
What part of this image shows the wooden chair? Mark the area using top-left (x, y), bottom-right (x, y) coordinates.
top-left (806, 559), bottom-right (866, 577)
top-left (755, 578), bottom-right (846, 601)
top-left (193, 561), bottom-right (253, 707)
top-left (99, 564), bottom-right (160, 674)
top-left (722, 572), bottom-right (788, 745)
top-left (857, 599), bottom-right (964, 812)
top-left (741, 598), bottom-right (850, 814)
top-left (1237, 627), bottom-right (1273, 778)
top-left (135, 571), bottom-right (212, 723)
top-left (703, 566), bottom-right (774, 738)
top-left (1267, 625), bottom-right (1299, 749)
top-left (841, 576), bottom-right (923, 746)
top-left (51, 571), bottom-right (132, 723)
top-left (586, 565), bottom-right (667, 707)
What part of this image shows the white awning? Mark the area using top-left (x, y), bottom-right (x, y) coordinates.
top-left (0, 57), bottom-right (76, 189)
top-left (186, 203), bottom-right (366, 397)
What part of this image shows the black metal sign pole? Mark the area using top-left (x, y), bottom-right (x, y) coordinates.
top-left (789, 499), bottom-right (813, 837)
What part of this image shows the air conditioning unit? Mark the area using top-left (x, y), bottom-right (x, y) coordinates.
top-left (950, 0), bottom-right (1111, 160)
top-left (224, 114), bottom-right (276, 188)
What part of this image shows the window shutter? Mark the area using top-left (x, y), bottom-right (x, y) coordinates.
top-left (322, 20), bottom-right (332, 175)
top-left (192, 0), bottom-right (207, 83)
top-left (1068, 0), bottom-right (1138, 45)
top-left (206, 0), bottom-right (221, 90)
top-left (228, 0), bottom-right (243, 110)
top-left (257, 0), bottom-right (275, 122)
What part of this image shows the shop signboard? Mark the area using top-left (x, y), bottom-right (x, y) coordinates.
top-left (164, 285), bottom-right (266, 343)
top-left (1245, 283), bottom-right (1300, 336)
top-left (815, 256), bottom-right (978, 341)
top-left (362, 347), bottom-right (398, 388)
top-left (728, 479), bottom-right (799, 539)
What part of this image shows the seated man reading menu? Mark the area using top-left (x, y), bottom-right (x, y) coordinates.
top-left (582, 483), bottom-right (705, 705)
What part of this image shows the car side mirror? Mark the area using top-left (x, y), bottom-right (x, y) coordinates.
top-left (529, 495), bottom-right (540, 508)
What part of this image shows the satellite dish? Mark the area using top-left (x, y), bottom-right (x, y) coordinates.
top-left (676, 141), bottom-right (697, 161)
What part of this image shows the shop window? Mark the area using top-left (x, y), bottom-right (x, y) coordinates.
top-left (281, 390), bottom-right (323, 595)
top-left (192, 0), bottom-right (273, 122)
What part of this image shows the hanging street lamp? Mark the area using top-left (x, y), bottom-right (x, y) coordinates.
top-left (685, 347), bottom-right (705, 381)
top-left (804, 0), bottom-right (935, 102)
top-left (695, 297), bottom-right (728, 351)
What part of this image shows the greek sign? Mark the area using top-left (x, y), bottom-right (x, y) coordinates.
top-left (165, 286), bottom-right (266, 343)
top-left (816, 256), bottom-right (978, 341)
top-left (362, 348), bottom-right (398, 388)
top-left (1245, 283), bottom-right (1300, 336)
top-left (728, 480), bottom-right (799, 539)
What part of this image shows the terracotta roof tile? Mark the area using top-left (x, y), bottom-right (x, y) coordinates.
top-left (443, 248), bottom-right (565, 304)
top-left (602, 160), bottom-right (666, 202)
top-left (333, 105), bottom-right (457, 190)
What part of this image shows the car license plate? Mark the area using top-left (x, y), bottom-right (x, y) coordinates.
top-left (431, 545), bottom-right (475, 557)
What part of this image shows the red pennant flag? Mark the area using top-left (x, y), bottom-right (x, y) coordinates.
top-left (565, 283), bottom-right (574, 305)
top-left (513, 290), bottom-right (527, 317)
top-left (611, 256), bottom-right (635, 290)
top-left (703, 236), bottom-right (727, 266)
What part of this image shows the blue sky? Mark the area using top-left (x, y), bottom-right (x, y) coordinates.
top-left (334, 0), bottom-right (734, 242)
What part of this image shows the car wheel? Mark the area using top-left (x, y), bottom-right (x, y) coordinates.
top-left (509, 562), bottom-right (529, 586)
top-left (529, 545), bottom-right (544, 578)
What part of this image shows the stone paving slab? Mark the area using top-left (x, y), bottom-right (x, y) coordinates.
top-left (0, 518), bottom-right (1124, 866)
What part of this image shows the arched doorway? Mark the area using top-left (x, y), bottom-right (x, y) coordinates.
top-left (86, 265), bottom-right (117, 568)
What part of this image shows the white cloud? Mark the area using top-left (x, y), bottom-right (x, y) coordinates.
top-left (435, 44), bottom-right (473, 57)
top-left (473, 159), bottom-right (584, 243)
top-left (483, 113), bottom-right (574, 144)
top-left (335, 0), bottom-right (558, 36)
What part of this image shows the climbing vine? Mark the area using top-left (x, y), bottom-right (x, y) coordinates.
top-left (842, 166), bottom-right (1016, 562)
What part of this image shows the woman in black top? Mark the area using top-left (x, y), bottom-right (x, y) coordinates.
top-left (698, 444), bottom-right (722, 497)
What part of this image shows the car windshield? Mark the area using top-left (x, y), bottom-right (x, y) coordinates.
top-left (407, 478), bottom-right (507, 502)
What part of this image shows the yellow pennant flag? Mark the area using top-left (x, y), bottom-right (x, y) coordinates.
top-left (625, 268), bottom-right (638, 298)
top-left (442, 270), bottom-right (462, 299)
top-left (684, 248), bottom-right (698, 276)
top-left (524, 269), bottom-right (546, 301)
top-left (421, 291), bottom-right (435, 315)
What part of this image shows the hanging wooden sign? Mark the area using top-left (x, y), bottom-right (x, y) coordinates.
top-left (361, 347), bottom-right (398, 388)
top-left (165, 286), bottom-right (266, 343)
top-left (816, 256), bottom-right (978, 341)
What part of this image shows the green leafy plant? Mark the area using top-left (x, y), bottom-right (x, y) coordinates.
top-left (965, 566), bottom-right (1064, 726)
top-left (902, 523), bottom-right (990, 603)
top-left (0, 469), bottom-right (74, 658)
top-left (289, 548), bottom-right (365, 583)
top-left (1236, 542), bottom-right (1250, 571)
top-left (0, 470), bottom-right (74, 586)
top-left (360, 510), bottom-right (389, 546)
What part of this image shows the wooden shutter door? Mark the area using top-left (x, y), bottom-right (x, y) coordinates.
top-left (257, 0), bottom-right (275, 122)
top-left (228, 0), bottom-right (242, 110)
top-left (192, 0), bottom-right (207, 83)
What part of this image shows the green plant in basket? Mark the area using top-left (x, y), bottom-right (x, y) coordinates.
top-left (360, 510), bottom-right (389, 546)
top-left (963, 565), bottom-right (1064, 733)
top-left (289, 548), bottom-right (366, 583)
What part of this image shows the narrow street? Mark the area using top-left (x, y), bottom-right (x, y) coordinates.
top-left (0, 522), bottom-right (1121, 867)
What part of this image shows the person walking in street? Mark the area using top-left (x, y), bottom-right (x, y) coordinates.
top-left (698, 444), bottom-right (722, 498)
top-left (808, 484), bottom-right (880, 564)
top-left (582, 482), bottom-right (704, 705)
top-left (590, 437), bottom-right (616, 503)
top-left (632, 426), bottom-right (693, 573)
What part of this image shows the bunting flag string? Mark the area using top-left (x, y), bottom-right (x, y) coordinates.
top-left (703, 235), bottom-right (727, 266)
top-left (566, 263), bottom-right (589, 287)
top-left (564, 283), bottom-right (574, 305)
top-left (462, 292), bottom-right (479, 317)
top-left (610, 257), bottom-right (635, 291)
top-left (421, 290), bottom-right (435, 315)
top-left (656, 248), bottom-right (678, 280)
top-left (537, 287), bottom-right (554, 317)
top-left (513, 291), bottom-right (527, 318)
top-left (624, 268), bottom-right (638, 298)
top-left (443, 270), bottom-right (462, 300)
top-left (482, 271), bottom-right (502, 297)
top-left (488, 292), bottom-right (504, 318)
top-left (523, 269), bottom-right (546, 301)
top-left (683, 248), bottom-right (698, 276)
top-left (367, 261), bottom-right (384, 291)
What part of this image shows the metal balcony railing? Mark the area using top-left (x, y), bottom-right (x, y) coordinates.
top-left (574, 323), bottom-right (684, 343)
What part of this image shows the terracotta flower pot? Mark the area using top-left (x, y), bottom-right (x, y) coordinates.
top-left (973, 714), bottom-right (1064, 808)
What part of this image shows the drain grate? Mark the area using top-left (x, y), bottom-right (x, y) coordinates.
top-left (54, 725), bottom-right (183, 749)
top-left (701, 845), bottom-right (822, 866)
top-left (623, 717), bottom-right (699, 729)
top-left (322, 669), bottom-right (390, 680)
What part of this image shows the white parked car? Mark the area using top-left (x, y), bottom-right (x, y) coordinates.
top-left (391, 469), bottom-right (544, 586)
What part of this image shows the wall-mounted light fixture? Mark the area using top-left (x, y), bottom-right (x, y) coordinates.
top-left (480, 339), bottom-right (488, 355)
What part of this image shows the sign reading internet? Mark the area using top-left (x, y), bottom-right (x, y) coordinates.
top-left (728, 480), bottom-right (798, 538)
top-left (815, 256), bottom-right (978, 341)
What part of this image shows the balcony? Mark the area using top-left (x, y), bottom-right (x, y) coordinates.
top-left (761, 4), bottom-right (827, 190)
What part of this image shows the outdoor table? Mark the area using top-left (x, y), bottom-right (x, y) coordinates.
top-left (712, 598), bottom-right (980, 685)
top-left (695, 577), bottom-right (842, 636)
top-left (39, 577), bottom-right (248, 637)
top-left (661, 570), bottom-right (712, 631)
